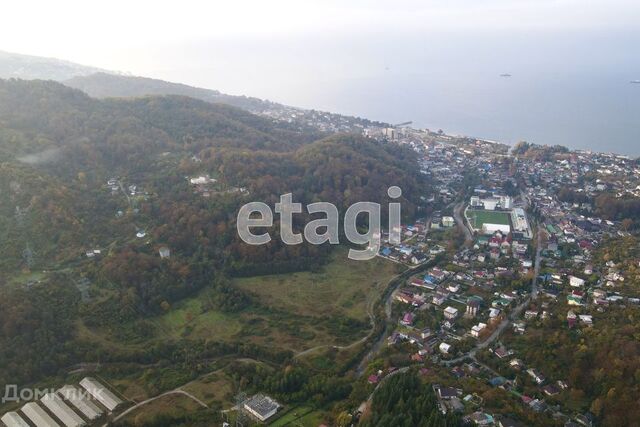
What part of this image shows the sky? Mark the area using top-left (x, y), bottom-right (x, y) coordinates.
top-left (3, 0), bottom-right (640, 83)
top-left (2, 0), bottom-right (640, 154)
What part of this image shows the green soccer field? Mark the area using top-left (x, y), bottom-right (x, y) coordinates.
top-left (466, 209), bottom-right (511, 230)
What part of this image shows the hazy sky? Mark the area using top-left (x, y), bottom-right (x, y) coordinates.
top-left (3, 1), bottom-right (640, 90)
top-left (2, 1), bottom-right (640, 154)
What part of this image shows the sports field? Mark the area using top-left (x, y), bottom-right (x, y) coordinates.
top-left (466, 209), bottom-right (511, 231)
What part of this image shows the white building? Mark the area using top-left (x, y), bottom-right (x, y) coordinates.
top-left (159, 247), bottom-right (171, 259)
top-left (482, 223), bottom-right (511, 235)
top-left (21, 402), bottom-right (60, 427)
top-left (471, 323), bottom-right (487, 338)
top-left (383, 128), bottom-right (397, 140)
top-left (432, 294), bottom-right (446, 306)
top-left (481, 198), bottom-right (499, 210)
top-left (243, 394), bottom-right (280, 422)
top-left (500, 195), bottom-right (513, 209)
top-left (41, 393), bottom-right (85, 427)
top-left (442, 216), bottom-right (455, 227)
top-left (58, 386), bottom-right (103, 420)
top-left (444, 306), bottom-right (459, 320)
top-left (1, 412), bottom-right (30, 427)
top-left (439, 342), bottom-right (452, 354)
top-left (79, 377), bottom-right (122, 412)
top-left (511, 208), bottom-right (532, 238)
top-left (569, 276), bottom-right (585, 287)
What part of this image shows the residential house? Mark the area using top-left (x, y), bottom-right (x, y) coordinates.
top-left (444, 306), bottom-right (459, 320)
top-left (527, 369), bottom-right (546, 385)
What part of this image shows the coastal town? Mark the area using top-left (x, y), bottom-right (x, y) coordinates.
top-left (1, 75), bottom-right (640, 427)
top-left (3, 113), bottom-right (638, 426)
top-left (350, 123), bottom-right (640, 427)
top-left (1, 4), bottom-right (639, 425)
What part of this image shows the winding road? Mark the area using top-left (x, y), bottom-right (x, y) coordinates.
top-left (441, 223), bottom-right (542, 367)
top-left (454, 201), bottom-right (473, 243)
top-left (355, 257), bottom-right (441, 376)
top-left (108, 390), bottom-right (208, 425)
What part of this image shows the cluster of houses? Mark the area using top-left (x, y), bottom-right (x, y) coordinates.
top-left (378, 221), bottom-right (435, 266)
top-left (518, 149), bottom-right (640, 202)
top-left (106, 177), bottom-right (145, 198)
top-left (356, 130), bottom-right (639, 426)
top-left (187, 174), bottom-right (219, 198)
top-left (528, 174), bottom-right (640, 331)
top-left (390, 261), bottom-right (526, 363)
top-left (374, 139), bottom-right (633, 425)
top-left (259, 103), bottom-right (375, 134)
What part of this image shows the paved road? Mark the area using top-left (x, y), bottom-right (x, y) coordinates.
top-left (531, 227), bottom-right (542, 298)
top-left (442, 224), bottom-right (543, 367)
top-left (454, 202), bottom-right (473, 243)
top-left (296, 216), bottom-right (437, 373)
top-left (366, 366), bottom-right (410, 402)
top-left (355, 261), bottom-right (435, 376)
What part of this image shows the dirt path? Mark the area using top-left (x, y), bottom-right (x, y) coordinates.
top-left (108, 389), bottom-right (208, 425)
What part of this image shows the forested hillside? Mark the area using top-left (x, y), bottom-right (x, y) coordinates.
top-left (65, 72), bottom-right (276, 112)
top-left (0, 78), bottom-right (427, 390)
top-left (360, 372), bottom-right (461, 427)
top-left (0, 50), bottom-right (106, 81)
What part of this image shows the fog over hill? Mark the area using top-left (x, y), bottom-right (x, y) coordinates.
top-left (64, 72), bottom-right (277, 113)
top-left (0, 50), bottom-right (274, 112)
top-left (0, 50), bottom-right (109, 81)
top-left (0, 50), bottom-right (384, 133)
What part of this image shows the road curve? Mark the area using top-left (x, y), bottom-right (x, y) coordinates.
top-left (108, 390), bottom-right (208, 425)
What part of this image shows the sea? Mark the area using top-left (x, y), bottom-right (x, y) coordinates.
top-left (151, 30), bottom-right (640, 156)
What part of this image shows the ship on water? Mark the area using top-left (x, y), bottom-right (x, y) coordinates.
top-left (500, 73), bottom-right (512, 78)
top-left (631, 80), bottom-right (640, 84)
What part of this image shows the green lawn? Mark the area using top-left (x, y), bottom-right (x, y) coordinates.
top-left (269, 406), bottom-right (327, 427)
top-left (76, 246), bottom-right (402, 355)
top-left (158, 297), bottom-right (243, 340)
top-left (181, 371), bottom-right (235, 407)
top-left (466, 209), bottom-right (511, 230)
top-left (234, 247), bottom-right (402, 321)
top-left (121, 393), bottom-right (202, 425)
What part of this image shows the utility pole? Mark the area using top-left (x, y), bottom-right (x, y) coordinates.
top-left (234, 392), bottom-right (248, 427)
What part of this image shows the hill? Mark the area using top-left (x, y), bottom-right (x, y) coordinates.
top-left (0, 50), bottom-right (108, 81)
top-left (1, 50), bottom-right (388, 133)
top-left (0, 78), bottom-right (427, 390)
top-left (64, 73), bottom-right (385, 133)
top-left (64, 72), bottom-right (276, 113)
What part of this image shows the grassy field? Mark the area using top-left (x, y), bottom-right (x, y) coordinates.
top-left (269, 406), bottom-right (328, 427)
top-left (466, 209), bottom-right (511, 231)
top-left (121, 393), bottom-right (203, 425)
top-left (234, 247), bottom-right (402, 320)
top-left (158, 297), bottom-right (244, 340)
top-left (76, 246), bottom-right (402, 355)
top-left (9, 249), bottom-right (401, 423)
top-left (181, 370), bottom-right (236, 407)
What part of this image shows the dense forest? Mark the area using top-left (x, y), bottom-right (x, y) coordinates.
top-left (499, 236), bottom-right (640, 427)
top-left (557, 186), bottom-right (640, 228)
top-left (64, 72), bottom-right (277, 112)
top-left (0, 79), bottom-right (428, 391)
top-left (360, 372), bottom-right (461, 427)
top-left (511, 141), bottom-right (571, 161)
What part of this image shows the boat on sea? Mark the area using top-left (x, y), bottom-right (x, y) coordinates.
top-left (500, 73), bottom-right (512, 78)
top-left (630, 80), bottom-right (640, 84)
